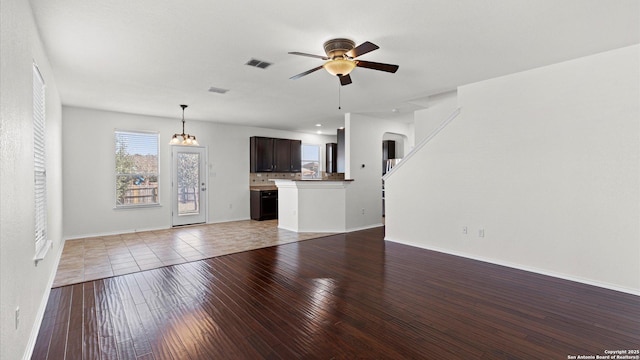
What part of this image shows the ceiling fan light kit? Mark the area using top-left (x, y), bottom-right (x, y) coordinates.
top-left (324, 59), bottom-right (357, 76)
top-left (289, 38), bottom-right (399, 86)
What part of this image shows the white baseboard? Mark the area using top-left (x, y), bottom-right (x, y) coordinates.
top-left (23, 239), bottom-right (64, 360)
top-left (347, 223), bottom-right (384, 233)
top-left (278, 223), bottom-right (384, 234)
top-left (207, 217), bottom-right (251, 224)
top-left (384, 236), bottom-right (640, 296)
top-left (64, 225), bottom-right (171, 241)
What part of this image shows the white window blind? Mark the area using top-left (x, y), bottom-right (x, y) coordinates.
top-left (33, 64), bottom-right (47, 256)
top-left (115, 130), bottom-right (159, 207)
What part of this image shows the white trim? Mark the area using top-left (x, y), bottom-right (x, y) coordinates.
top-left (347, 223), bottom-right (384, 233)
top-left (23, 241), bottom-right (63, 360)
top-left (113, 203), bottom-right (163, 210)
top-left (277, 224), bottom-right (297, 232)
top-left (301, 143), bottom-right (322, 179)
top-left (207, 217), bottom-right (251, 224)
top-left (383, 107), bottom-right (461, 181)
top-left (62, 218), bottom-right (268, 240)
top-left (63, 225), bottom-right (171, 241)
top-left (114, 130), bottom-right (160, 208)
top-left (384, 236), bottom-right (640, 296)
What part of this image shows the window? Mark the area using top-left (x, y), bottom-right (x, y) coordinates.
top-left (115, 130), bottom-right (159, 207)
top-left (33, 64), bottom-right (47, 257)
top-left (301, 144), bottom-right (321, 179)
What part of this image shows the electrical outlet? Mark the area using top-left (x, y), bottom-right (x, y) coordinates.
top-left (479, 229), bottom-right (485, 238)
top-left (462, 226), bottom-right (468, 235)
top-left (361, 208), bottom-right (365, 215)
top-left (15, 307), bottom-right (19, 329)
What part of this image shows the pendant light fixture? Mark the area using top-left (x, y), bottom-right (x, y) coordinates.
top-left (169, 104), bottom-right (199, 145)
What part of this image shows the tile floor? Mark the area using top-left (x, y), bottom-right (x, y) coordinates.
top-left (52, 219), bottom-right (331, 288)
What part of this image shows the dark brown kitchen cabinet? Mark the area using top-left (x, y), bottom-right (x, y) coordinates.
top-left (250, 137), bottom-right (275, 172)
top-left (289, 139), bottom-right (302, 172)
top-left (337, 128), bottom-right (345, 173)
top-left (274, 139), bottom-right (292, 172)
top-left (326, 143), bottom-right (337, 173)
top-left (250, 136), bottom-right (301, 173)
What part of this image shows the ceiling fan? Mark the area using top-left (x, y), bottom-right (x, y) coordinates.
top-left (289, 38), bottom-right (399, 86)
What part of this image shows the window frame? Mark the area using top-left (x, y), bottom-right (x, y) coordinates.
top-left (301, 143), bottom-right (322, 179)
top-left (114, 129), bottom-right (161, 209)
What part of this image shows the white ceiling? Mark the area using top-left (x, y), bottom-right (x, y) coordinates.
top-left (29, 0), bottom-right (639, 135)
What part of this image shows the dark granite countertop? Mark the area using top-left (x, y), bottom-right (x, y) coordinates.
top-left (292, 179), bottom-right (353, 182)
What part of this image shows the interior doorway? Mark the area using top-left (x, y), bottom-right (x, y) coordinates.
top-left (382, 132), bottom-right (408, 217)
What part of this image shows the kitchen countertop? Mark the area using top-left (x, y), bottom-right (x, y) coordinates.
top-left (250, 179), bottom-right (352, 191)
top-left (250, 185), bottom-right (278, 191)
top-left (292, 179), bottom-right (354, 182)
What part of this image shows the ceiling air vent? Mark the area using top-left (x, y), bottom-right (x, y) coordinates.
top-left (208, 86), bottom-right (229, 94)
top-left (245, 58), bottom-right (272, 69)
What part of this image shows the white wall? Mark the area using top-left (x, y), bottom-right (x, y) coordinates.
top-left (414, 90), bottom-right (458, 144)
top-left (0, 0), bottom-right (64, 358)
top-left (344, 113), bottom-right (413, 231)
top-left (385, 45), bottom-right (640, 294)
top-left (62, 106), bottom-right (335, 238)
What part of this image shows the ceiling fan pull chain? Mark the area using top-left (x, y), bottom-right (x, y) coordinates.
top-left (338, 82), bottom-right (341, 110)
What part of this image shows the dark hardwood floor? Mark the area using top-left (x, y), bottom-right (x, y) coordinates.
top-left (33, 227), bottom-right (639, 359)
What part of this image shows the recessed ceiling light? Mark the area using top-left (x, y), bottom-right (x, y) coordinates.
top-left (316, 130), bottom-right (322, 134)
top-left (391, 108), bottom-right (399, 113)
top-left (315, 123), bottom-right (322, 127)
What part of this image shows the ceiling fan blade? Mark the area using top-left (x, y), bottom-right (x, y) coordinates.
top-left (356, 60), bottom-right (399, 73)
top-left (339, 74), bottom-right (352, 86)
top-left (288, 52), bottom-right (329, 60)
top-left (346, 41), bottom-right (379, 58)
top-left (290, 65), bottom-right (324, 80)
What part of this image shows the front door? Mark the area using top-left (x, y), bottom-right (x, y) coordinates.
top-left (171, 146), bottom-right (207, 226)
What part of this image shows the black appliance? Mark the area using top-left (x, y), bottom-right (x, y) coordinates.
top-left (250, 189), bottom-right (278, 221)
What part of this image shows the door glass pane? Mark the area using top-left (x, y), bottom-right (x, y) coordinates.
top-left (177, 152), bottom-right (200, 215)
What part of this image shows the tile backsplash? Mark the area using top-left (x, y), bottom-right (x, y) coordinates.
top-left (249, 172), bottom-right (345, 185)
top-left (322, 172), bottom-right (346, 180)
top-left (250, 172), bottom-right (300, 185)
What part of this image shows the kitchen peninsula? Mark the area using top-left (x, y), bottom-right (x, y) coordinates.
top-left (272, 179), bottom-right (353, 233)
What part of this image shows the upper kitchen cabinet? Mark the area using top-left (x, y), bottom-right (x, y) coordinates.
top-left (289, 139), bottom-right (302, 172)
top-left (250, 136), bottom-right (301, 173)
top-left (326, 143), bottom-right (338, 173)
top-left (337, 128), bottom-right (345, 173)
top-left (250, 137), bottom-right (275, 172)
